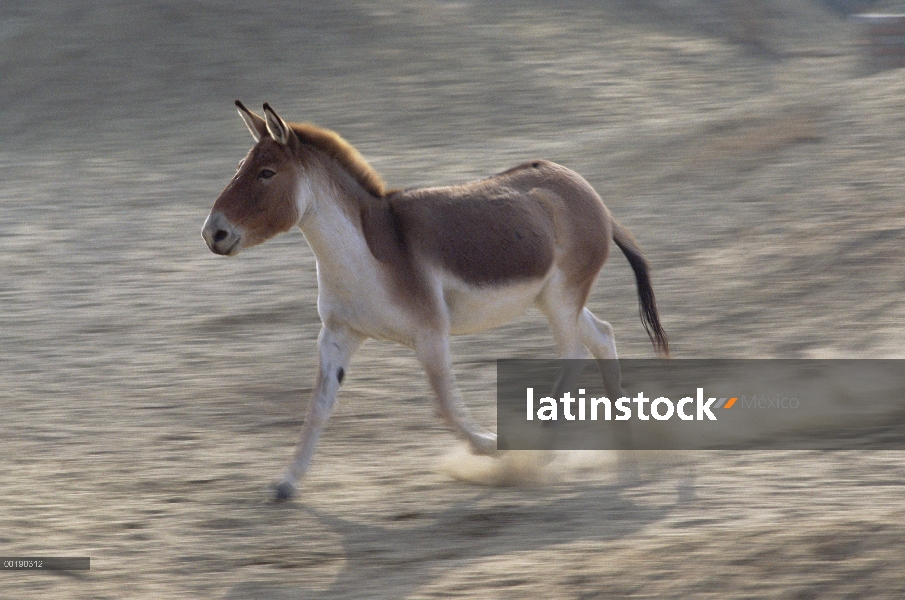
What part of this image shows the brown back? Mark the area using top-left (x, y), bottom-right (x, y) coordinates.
top-left (361, 161), bottom-right (609, 292)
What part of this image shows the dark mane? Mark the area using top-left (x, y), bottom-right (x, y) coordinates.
top-left (290, 122), bottom-right (388, 198)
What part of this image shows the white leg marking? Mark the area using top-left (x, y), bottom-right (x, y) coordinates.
top-left (579, 308), bottom-right (618, 360)
top-left (275, 325), bottom-right (364, 500)
top-left (579, 307), bottom-right (626, 398)
top-left (415, 332), bottom-right (497, 455)
top-left (536, 281), bottom-right (592, 401)
top-left (579, 307), bottom-right (633, 452)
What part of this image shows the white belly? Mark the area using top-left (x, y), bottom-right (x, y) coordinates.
top-left (315, 256), bottom-right (548, 342)
top-left (442, 275), bottom-right (546, 335)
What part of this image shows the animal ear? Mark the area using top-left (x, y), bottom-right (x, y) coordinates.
top-left (235, 100), bottom-right (267, 142)
top-left (263, 103), bottom-right (292, 146)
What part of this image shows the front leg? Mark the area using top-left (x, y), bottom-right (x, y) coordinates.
top-left (415, 332), bottom-right (497, 455)
top-left (274, 325), bottom-right (364, 501)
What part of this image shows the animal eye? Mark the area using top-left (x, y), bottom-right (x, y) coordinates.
top-left (258, 169), bottom-right (276, 180)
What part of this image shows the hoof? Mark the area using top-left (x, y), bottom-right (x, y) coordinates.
top-left (272, 481), bottom-right (296, 502)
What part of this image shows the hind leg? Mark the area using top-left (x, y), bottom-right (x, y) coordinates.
top-left (537, 279), bottom-right (633, 454)
top-left (535, 279), bottom-right (593, 399)
top-left (579, 307), bottom-right (618, 360)
top-left (579, 307), bottom-right (626, 399)
top-left (537, 281), bottom-right (625, 400)
top-left (580, 307), bottom-right (635, 455)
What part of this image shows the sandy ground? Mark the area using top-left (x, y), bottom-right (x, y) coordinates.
top-left (3, 0), bottom-right (905, 597)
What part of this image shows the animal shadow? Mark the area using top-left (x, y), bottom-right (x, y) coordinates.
top-left (224, 467), bottom-right (696, 599)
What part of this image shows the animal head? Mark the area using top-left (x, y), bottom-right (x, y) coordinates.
top-left (202, 102), bottom-right (305, 255)
top-left (202, 102), bottom-right (389, 256)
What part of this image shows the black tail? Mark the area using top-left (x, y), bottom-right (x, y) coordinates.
top-left (612, 219), bottom-right (670, 357)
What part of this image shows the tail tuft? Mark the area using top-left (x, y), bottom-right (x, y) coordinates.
top-left (612, 219), bottom-right (669, 357)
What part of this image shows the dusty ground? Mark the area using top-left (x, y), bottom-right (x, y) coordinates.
top-left (3, 0), bottom-right (905, 597)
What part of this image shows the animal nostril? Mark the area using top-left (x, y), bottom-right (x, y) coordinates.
top-left (213, 230), bottom-right (228, 243)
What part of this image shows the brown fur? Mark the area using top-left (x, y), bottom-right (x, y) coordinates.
top-left (205, 106), bottom-right (670, 500)
top-left (211, 111), bottom-right (667, 355)
top-left (290, 122), bottom-right (388, 198)
top-left (353, 160), bottom-right (615, 333)
top-left (358, 194), bottom-right (438, 324)
top-left (212, 138), bottom-right (301, 247)
top-left (385, 163), bottom-right (565, 285)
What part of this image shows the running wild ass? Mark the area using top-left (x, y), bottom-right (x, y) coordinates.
top-left (202, 102), bottom-right (669, 500)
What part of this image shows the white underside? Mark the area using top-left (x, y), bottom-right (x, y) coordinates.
top-left (296, 184), bottom-right (552, 342)
top-left (314, 258), bottom-right (550, 344)
top-left (440, 271), bottom-right (547, 335)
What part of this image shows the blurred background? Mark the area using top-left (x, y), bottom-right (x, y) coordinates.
top-left (3, 1), bottom-right (905, 597)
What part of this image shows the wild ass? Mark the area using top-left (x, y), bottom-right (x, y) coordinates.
top-left (202, 102), bottom-right (669, 500)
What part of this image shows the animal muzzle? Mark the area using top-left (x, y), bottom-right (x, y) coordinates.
top-left (202, 211), bottom-right (243, 256)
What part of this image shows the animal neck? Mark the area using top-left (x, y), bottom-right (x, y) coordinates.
top-left (295, 162), bottom-right (378, 277)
